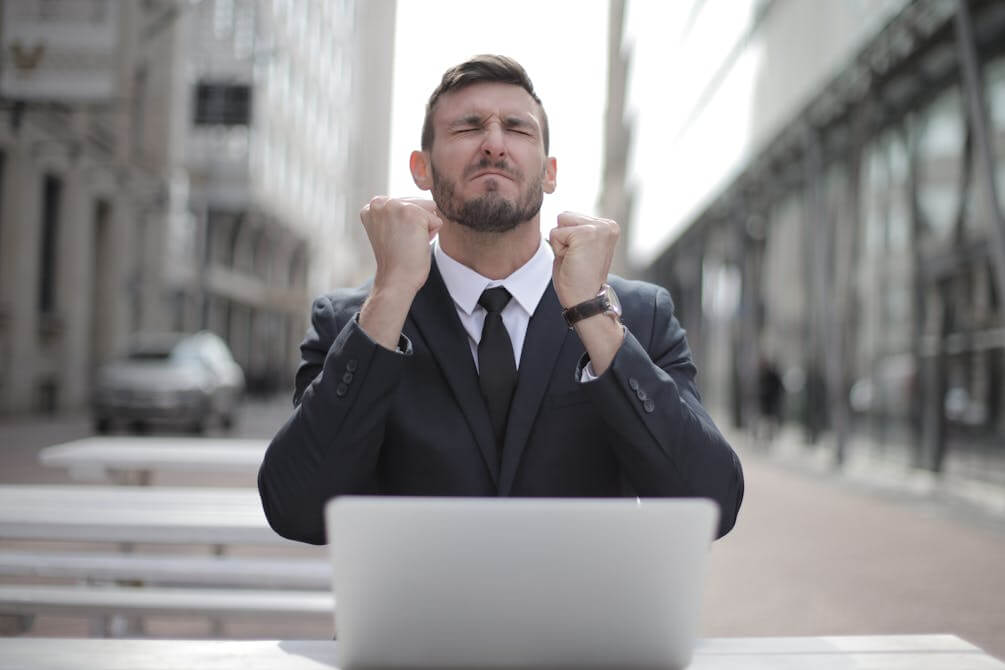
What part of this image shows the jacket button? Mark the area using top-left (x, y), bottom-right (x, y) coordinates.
top-left (342, 371), bottom-right (354, 384)
top-left (636, 389), bottom-right (648, 402)
top-left (346, 359), bottom-right (358, 372)
top-left (629, 378), bottom-right (639, 391)
top-left (643, 399), bottom-right (655, 413)
top-left (336, 383), bottom-right (349, 397)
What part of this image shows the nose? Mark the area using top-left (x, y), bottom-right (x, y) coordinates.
top-left (481, 123), bottom-right (506, 159)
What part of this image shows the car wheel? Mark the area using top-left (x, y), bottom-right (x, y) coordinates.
top-left (95, 417), bottom-right (112, 434)
top-left (190, 418), bottom-right (207, 435)
top-left (221, 412), bottom-right (236, 431)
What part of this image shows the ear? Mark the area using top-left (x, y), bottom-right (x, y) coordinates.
top-left (410, 151), bottom-right (433, 191)
top-left (542, 157), bottom-right (557, 194)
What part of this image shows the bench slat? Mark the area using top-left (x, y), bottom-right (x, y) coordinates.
top-left (0, 584), bottom-right (334, 619)
top-left (0, 485), bottom-right (286, 545)
top-left (0, 551), bottom-right (331, 589)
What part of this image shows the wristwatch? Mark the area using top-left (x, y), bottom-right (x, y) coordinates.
top-left (562, 283), bottom-right (622, 328)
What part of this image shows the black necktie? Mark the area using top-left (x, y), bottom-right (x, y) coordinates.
top-left (478, 287), bottom-right (517, 456)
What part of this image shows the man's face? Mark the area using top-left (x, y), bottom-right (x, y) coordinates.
top-left (422, 82), bottom-right (555, 233)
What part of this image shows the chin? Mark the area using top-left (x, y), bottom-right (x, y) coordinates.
top-left (477, 182), bottom-right (517, 199)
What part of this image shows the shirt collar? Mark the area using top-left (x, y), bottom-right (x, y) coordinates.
top-left (434, 236), bottom-right (554, 317)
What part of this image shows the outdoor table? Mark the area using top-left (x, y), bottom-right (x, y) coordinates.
top-left (0, 634), bottom-right (1001, 669)
top-left (38, 437), bottom-right (268, 485)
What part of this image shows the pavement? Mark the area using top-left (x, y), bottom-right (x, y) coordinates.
top-left (0, 396), bottom-right (1003, 658)
top-left (705, 423), bottom-right (1005, 659)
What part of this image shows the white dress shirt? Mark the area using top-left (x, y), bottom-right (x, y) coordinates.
top-left (434, 237), bottom-right (554, 371)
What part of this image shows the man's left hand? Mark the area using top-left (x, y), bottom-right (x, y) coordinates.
top-left (548, 212), bottom-right (620, 308)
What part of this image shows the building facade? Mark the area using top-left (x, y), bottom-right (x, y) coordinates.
top-left (0, 0), bottom-right (394, 414)
top-left (603, 0), bottom-right (1005, 483)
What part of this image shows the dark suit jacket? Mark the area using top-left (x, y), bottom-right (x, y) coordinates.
top-left (258, 260), bottom-right (744, 544)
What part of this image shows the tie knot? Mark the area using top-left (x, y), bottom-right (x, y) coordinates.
top-left (478, 286), bottom-right (512, 314)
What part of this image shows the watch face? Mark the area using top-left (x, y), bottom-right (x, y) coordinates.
top-left (603, 284), bottom-right (622, 316)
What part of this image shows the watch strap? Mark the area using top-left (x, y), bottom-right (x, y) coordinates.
top-left (562, 293), bottom-right (610, 328)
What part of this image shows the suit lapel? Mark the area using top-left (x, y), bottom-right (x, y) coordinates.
top-left (497, 282), bottom-right (572, 495)
top-left (407, 257), bottom-right (500, 483)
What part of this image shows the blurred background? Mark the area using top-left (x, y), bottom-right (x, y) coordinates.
top-left (2, 0), bottom-right (1003, 481)
top-left (0, 0), bottom-right (1004, 651)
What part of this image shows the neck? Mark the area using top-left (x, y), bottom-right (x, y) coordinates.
top-left (438, 218), bottom-right (542, 279)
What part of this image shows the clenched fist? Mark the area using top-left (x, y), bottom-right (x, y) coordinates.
top-left (358, 197), bottom-right (443, 350)
top-left (360, 196), bottom-right (444, 295)
top-left (548, 212), bottom-right (620, 309)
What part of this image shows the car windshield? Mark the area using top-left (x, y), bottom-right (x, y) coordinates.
top-left (124, 335), bottom-right (194, 363)
top-left (127, 349), bottom-right (173, 361)
top-left (170, 338), bottom-right (208, 365)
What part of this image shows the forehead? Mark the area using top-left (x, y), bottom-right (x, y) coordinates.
top-left (433, 81), bottom-right (543, 125)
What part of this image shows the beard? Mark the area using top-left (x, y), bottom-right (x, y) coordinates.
top-left (431, 158), bottom-right (545, 234)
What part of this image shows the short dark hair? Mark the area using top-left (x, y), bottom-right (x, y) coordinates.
top-left (421, 54), bottom-right (549, 153)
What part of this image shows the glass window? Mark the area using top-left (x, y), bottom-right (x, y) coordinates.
top-left (985, 57), bottom-right (1005, 223)
top-left (193, 82), bottom-right (253, 126)
top-left (760, 194), bottom-right (806, 371)
top-left (857, 129), bottom-right (916, 419)
top-left (915, 86), bottom-right (965, 246)
top-left (887, 137), bottom-right (911, 255)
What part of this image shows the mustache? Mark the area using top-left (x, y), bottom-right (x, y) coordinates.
top-left (462, 158), bottom-right (521, 180)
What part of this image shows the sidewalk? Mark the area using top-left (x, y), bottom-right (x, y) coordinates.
top-left (723, 420), bottom-right (1005, 535)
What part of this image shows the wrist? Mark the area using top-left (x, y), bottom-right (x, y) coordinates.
top-left (373, 271), bottom-right (425, 299)
top-left (558, 284), bottom-right (603, 310)
top-left (574, 317), bottom-right (625, 376)
top-left (368, 281), bottom-right (419, 307)
top-left (562, 283), bottom-right (621, 329)
top-left (359, 287), bottom-right (415, 351)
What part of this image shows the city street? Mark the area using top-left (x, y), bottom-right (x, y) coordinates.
top-left (1, 395), bottom-right (1003, 658)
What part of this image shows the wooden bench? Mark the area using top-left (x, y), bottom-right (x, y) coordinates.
top-left (0, 484), bottom-right (328, 635)
top-left (0, 550), bottom-right (331, 589)
top-left (0, 484), bottom-right (292, 546)
top-left (0, 583), bottom-right (333, 636)
top-left (38, 437), bottom-right (268, 485)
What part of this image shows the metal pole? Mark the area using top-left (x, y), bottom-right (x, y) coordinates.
top-left (954, 0), bottom-right (1005, 311)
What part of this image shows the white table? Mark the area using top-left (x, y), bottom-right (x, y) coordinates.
top-left (38, 437), bottom-right (268, 484)
top-left (0, 635), bottom-right (1001, 669)
top-left (0, 484), bottom-right (288, 546)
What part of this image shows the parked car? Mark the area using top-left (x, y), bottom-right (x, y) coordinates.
top-left (93, 331), bottom-right (245, 434)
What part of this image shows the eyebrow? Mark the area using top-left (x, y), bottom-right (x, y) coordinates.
top-left (502, 116), bottom-right (535, 133)
top-left (447, 113), bottom-right (537, 134)
top-left (448, 114), bottom-right (485, 130)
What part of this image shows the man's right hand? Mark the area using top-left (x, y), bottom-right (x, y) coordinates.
top-left (358, 197), bottom-right (443, 350)
top-left (361, 196), bottom-right (443, 294)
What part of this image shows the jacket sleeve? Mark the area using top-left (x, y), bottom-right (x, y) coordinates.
top-left (580, 283), bottom-right (744, 538)
top-left (257, 293), bottom-right (411, 544)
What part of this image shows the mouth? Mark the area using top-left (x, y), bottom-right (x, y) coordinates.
top-left (470, 169), bottom-right (514, 182)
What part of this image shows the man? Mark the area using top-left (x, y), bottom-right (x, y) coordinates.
top-left (258, 55), bottom-right (743, 544)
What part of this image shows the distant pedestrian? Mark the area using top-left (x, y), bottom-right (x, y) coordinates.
top-left (756, 357), bottom-right (784, 444)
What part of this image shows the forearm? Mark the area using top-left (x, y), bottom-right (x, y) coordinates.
top-left (582, 331), bottom-right (744, 537)
top-left (359, 286), bottom-right (416, 351)
top-left (258, 317), bottom-right (408, 544)
top-left (572, 313), bottom-right (624, 376)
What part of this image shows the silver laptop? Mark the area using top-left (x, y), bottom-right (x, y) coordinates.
top-left (325, 496), bottom-right (718, 669)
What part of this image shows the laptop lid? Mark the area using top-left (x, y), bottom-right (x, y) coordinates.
top-left (325, 496), bottom-right (718, 670)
